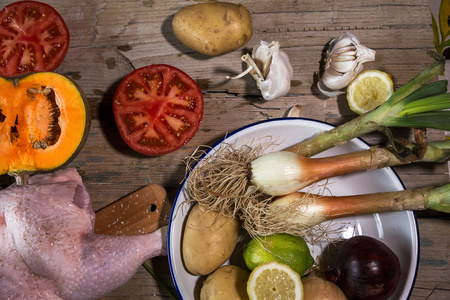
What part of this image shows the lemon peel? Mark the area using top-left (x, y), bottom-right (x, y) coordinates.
top-left (247, 261), bottom-right (303, 300)
top-left (347, 70), bottom-right (394, 115)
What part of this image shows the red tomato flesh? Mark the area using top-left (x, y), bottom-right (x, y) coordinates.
top-left (113, 64), bottom-right (204, 155)
top-left (0, 1), bottom-right (70, 77)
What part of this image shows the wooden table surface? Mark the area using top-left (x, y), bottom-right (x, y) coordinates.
top-left (1, 0), bottom-right (449, 299)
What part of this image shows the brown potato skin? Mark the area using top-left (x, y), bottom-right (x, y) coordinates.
top-left (172, 2), bottom-right (252, 56)
top-left (182, 203), bottom-right (240, 275)
top-left (200, 265), bottom-right (250, 300)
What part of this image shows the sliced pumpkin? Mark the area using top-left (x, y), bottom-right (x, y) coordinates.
top-left (0, 72), bottom-right (90, 176)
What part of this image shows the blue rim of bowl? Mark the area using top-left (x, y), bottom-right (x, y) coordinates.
top-left (167, 117), bottom-right (420, 300)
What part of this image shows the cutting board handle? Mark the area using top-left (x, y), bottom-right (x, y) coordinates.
top-left (94, 184), bottom-right (167, 235)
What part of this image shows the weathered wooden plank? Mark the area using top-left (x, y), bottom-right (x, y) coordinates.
top-left (55, 43), bottom-right (437, 105)
top-left (0, 0), bottom-right (448, 299)
top-left (410, 218), bottom-right (450, 300)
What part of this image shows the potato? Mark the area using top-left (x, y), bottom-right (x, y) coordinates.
top-left (200, 265), bottom-right (250, 300)
top-left (172, 2), bottom-right (252, 56)
top-left (182, 203), bottom-right (240, 275)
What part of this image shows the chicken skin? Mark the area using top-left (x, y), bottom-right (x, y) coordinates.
top-left (0, 168), bottom-right (167, 300)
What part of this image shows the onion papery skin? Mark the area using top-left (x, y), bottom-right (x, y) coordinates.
top-left (250, 151), bottom-right (314, 196)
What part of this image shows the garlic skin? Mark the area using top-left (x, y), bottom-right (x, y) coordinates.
top-left (318, 33), bottom-right (376, 97)
top-left (228, 41), bottom-right (294, 100)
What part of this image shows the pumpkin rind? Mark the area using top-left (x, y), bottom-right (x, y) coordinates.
top-left (0, 72), bottom-right (90, 175)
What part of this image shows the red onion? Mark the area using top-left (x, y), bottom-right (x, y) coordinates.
top-left (327, 235), bottom-right (401, 300)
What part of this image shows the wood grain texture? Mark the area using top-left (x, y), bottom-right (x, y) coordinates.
top-left (95, 184), bottom-right (169, 235)
top-left (0, 0), bottom-right (448, 299)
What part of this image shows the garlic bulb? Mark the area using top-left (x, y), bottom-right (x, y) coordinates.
top-left (318, 32), bottom-right (376, 97)
top-left (228, 41), bottom-right (293, 100)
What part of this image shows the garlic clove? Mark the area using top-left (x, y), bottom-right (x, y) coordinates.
top-left (331, 54), bottom-right (358, 62)
top-left (318, 69), bottom-right (356, 97)
top-left (318, 32), bottom-right (376, 97)
top-left (321, 67), bottom-right (355, 90)
top-left (330, 60), bottom-right (357, 73)
top-left (331, 34), bottom-right (353, 49)
top-left (228, 41), bottom-right (293, 101)
top-left (287, 105), bottom-right (302, 118)
top-left (332, 45), bottom-right (357, 55)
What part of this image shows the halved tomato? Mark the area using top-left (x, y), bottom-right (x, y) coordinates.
top-left (113, 64), bottom-right (204, 155)
top-left (0, 1), bottom-right (70, 77)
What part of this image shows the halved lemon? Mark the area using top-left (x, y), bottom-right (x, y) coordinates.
top-left (347, 70), bottom-right (394, 115)
top-left (247, 261), bottom-right (303, 300)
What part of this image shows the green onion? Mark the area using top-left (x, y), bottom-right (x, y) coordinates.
top-left (250, 140), bottom-right (450, 196)
top-left (249, 182), bottom-right (450, 235)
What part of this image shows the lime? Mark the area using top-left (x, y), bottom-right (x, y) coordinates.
top-left (247, 261), bottom-right (303, 300)
top-left (242, 233), bottom-right (314, 276)
top-left (346, 70), bottom-right (394, 115)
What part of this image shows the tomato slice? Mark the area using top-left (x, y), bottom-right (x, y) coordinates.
top-left (113, 64), bottom-right (204, 155)
top-left (0, 1), bottom-right (70, 77)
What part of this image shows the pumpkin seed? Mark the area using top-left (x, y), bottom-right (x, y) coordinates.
top-left (32, 140), bottom-right (41, 149)
top-left (27, 87), bottom-right (40, 95)
top-left (41, 87), bottom-right (53, 95)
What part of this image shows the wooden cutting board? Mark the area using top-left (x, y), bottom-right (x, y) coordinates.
top-left (94, 184), bottom-right (167, 235)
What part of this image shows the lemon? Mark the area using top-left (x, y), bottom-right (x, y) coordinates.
top-left (242, 233), bottom-right (314, 276)
top-left (247, 261), bottom-right (303, 300)
top-left (347, 70), bottom-right (394, 115)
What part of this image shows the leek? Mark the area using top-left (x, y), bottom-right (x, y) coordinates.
top-left (286, 51), bottom-right (450, 157)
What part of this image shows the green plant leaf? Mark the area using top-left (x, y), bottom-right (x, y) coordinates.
top-left (400, 93), bottom-right (450, 116)
top-left (397, 80), bottom-right (448, 106)
top-left (142, 262), bottom-right (178, 300)
top-left (387, 111), bottom-right (450, 130)
top-left (439, 0), bottom-right (450, 43)
top-left (444, 39), bottom-right (450, 48)
top-left (432, 14), bottom-right (442, 53)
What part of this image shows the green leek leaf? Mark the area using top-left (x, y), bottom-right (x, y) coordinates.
top-left (399, 93), bottom-right (450, 116)
top-left (426, 183), bottom-right (450, 213)
top-left (397, 80), bottom-right (448, 106)
top-left (385, 111), bottom-right (450, 130)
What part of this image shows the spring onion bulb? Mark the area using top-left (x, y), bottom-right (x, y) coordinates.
top-left (187, 139), bottom-right (450, 219)
top-left (252, 183), bottom-right (450, 235)
top-left (250, 141), bottom-right (450, 196)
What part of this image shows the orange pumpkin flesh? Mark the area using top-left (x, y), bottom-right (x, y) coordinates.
top-left (0, 72), bottom-right (90, 176)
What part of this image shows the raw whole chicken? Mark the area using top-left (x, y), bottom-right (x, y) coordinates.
top-left (0, 168), bottom-right (167, 300)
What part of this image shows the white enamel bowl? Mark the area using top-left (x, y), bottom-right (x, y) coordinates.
top-left (168, 118), bottom-right (419, 300)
